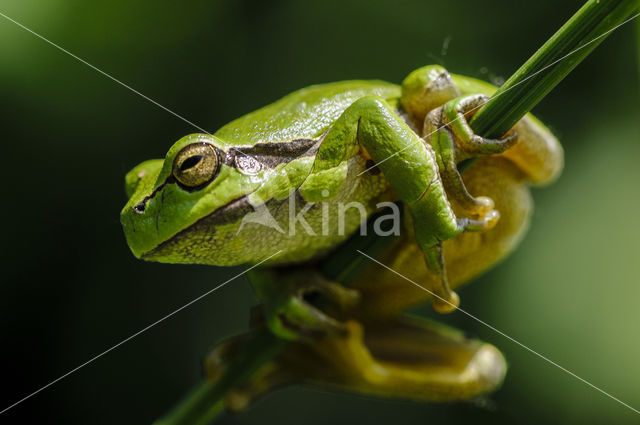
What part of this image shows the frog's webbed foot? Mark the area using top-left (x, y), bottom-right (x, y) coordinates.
top-left (204, 317), bottom-right (507, 411)
top-left (257, 270), bottom-right (360, 342)
top-left (424, 94), bottom-right (517, 221)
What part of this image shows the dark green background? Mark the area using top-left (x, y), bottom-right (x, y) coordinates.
top-left (1, 1), bottom-right (638, 424)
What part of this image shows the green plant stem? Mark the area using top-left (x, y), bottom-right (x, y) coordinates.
top-left (637, 17), bottom-right (640, 81)
top-left (471, 0), bottom-right (639, 139)
top-left (153, 2), bottom-right (639, 424)
top-left (459, 0), bottom-right (639, 172)
top-left (153, 329), bottom-right (286, 425)
top-left (153, 208), bottom-right (399, 425)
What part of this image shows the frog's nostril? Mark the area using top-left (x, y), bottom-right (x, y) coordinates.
top-left (133, 203), bottom-right (146, 214)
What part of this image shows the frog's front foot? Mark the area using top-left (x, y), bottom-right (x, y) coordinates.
top-left (256, 270), bottom-right (360, 341)
top-left (440, 94), bottom-right (518, 156)
top-left (425, 94), bottom-right (517, 221)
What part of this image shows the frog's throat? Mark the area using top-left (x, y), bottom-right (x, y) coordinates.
top-left (141, 195), bottom-right (253, 262)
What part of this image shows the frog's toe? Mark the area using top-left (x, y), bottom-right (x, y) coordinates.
top-left (442, 94), bottom-right (518, 156)
top-left (267, 281), bottom-right (360, 341)
top-left (453, 191), bottom-right (496, 219)
top-left (459, 209), bottom-right (500, 232)
top-left (432, 290), bottom-right (460, 314)
top-left (473, 196), bottom-right (494, 215)
top-left (465, 127), bottom-right (518, 156)
top-left (275, 308), bottom-right (346, 340)
top-left (297, 279), bottom-right (360, 311)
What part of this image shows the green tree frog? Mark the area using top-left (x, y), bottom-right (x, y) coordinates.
top-left (121, 65), bottom-right (562, 402)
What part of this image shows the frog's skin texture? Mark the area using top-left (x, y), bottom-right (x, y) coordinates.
top-left (121, 65), bottom-right (562, 403)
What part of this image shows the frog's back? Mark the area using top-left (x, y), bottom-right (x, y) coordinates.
top-left (214, 80), bottom-right (400, 146)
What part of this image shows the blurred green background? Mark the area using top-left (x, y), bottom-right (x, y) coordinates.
top-left (0, 0), bottom-right (638, 424)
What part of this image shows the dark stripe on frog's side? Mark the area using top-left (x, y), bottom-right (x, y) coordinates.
top-left (133, 138), bottom-right (319, 214)
top-left (141, 195), bottom-right (254, 260)
top-left (221, 138), bottom-right (320, 169)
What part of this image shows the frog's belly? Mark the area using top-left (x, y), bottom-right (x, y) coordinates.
top-left (350, 157), bottom-right (533, 321)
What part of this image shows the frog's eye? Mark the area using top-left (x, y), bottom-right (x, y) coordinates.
top-left (172, 143), bottom-right (220, 188)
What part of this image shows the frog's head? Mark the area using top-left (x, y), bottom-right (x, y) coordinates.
top-left (120, 133), bottom-right (273, 266)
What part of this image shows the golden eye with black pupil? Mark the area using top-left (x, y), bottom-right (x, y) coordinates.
top-left (172, 142), bottom-right (220, 188)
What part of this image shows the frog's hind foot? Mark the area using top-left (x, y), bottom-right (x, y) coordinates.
top-left (209, 317), bottom-right (507, 411)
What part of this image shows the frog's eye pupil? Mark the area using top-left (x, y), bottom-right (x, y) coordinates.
top-left (172, 143), bottom-right (220, 189)
top-left (180, 155), bottom-right (202, 171)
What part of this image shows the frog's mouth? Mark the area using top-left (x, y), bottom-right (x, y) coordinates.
top-left (140, 195), bottom-right (254, 263)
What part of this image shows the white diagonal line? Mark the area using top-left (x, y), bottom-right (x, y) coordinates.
top-left (0, 250), bottom-right (281, 415)
top-left (0, 11), bottom-right (213, 135)
top-left (357, 11), bottom-right (640, 176)
top-left (3, 3), bottom-right (638, 417)
top-left (357, 249), bottom-right (639, 415)
top-left (3, 7), bottom-right (636, 177)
